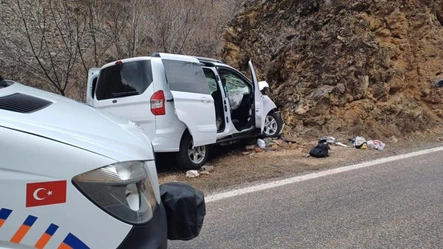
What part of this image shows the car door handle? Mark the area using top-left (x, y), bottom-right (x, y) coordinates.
top-left (200, 97), bottom-right (212, 103)
top-left (167, 98), bottom-right (174, 102)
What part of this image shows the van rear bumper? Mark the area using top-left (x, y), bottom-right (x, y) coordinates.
top-left (117, 203), bottom-right (168, 249)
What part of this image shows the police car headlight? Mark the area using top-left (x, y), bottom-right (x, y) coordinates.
top-left (72, 161), bottom-right (157, 225)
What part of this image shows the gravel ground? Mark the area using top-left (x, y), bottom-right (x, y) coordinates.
top-left (157, 130), bottom-right (443, 195)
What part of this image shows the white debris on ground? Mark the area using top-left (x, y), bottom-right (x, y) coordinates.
top-left (185, 165), bottom-right (215, 178)
top-left (185, 170), bottom-right (200, 178)
top-left (200, 165), bottom-right (214, 173)
top-left (257, 139), bottom-right (266, 149)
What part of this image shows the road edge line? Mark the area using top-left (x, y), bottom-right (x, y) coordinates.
top-left (205, 146), bottom-right (443, 203)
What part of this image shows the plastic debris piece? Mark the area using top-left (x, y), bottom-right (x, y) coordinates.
top-left (319, 136), bottom-right (336, 144)
top-left (257, 139), bottom-right (266, 149)
top-left (352, 136), bottom-right (367, 149)
top-left (335, 142), bottom-right (348, 147)
top-left (200, 165), bottom-right (214, 173)
top-left (245, 145), bottom-right (255, 150)
top-left (186, 170), bottom-right (200, 178)
top-left (367, 140), bottom-right (385, 150)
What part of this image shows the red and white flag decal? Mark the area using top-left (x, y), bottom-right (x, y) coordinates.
top-left (26, 180), bottom-right (67, 208)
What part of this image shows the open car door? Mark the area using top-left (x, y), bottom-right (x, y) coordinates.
top-left (249, 60), bottom-right (265, 133)
top-left (86, 68), bottom-right (100, 106)
top-left (158, 53), bottom-right (217, 146)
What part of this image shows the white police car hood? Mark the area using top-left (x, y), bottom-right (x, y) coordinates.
top-left (0, 82), bottom-right (154, 161)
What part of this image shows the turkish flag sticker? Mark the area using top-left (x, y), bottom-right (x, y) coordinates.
top-left (26, 180), bottom-right (67, 208)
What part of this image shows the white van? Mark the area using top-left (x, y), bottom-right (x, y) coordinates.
top-left (87, 53), bottom-right (283, 169)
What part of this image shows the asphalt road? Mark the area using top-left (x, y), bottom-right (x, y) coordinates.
top-left (170, 150), bottom-right (443, 249)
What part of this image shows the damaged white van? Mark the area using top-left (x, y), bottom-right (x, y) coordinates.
top-left (87, 53), bottom-right (283, 169)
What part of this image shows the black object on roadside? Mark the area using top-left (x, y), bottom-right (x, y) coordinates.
top-left (309, 142), bottom-right (330, 158)
top-left (160, 182), bottom-right (206, 241)
top-left (282, 137), bottom-right (298, 144)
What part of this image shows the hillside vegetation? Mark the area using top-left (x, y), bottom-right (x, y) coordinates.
top-left (0, 0), bottom-right (242, 98)
top-left (222, 0), bottom-right (443, 137)
top-left (2, 0), bottom-right (443, 138)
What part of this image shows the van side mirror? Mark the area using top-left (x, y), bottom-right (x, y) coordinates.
top-left (258, 81), bottom-right (271, 95)
top-left (258, 81), bottom-right (269, 91)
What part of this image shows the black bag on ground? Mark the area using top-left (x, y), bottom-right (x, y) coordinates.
top-left (160, 182), bottom-right (206, 241)
top-left (309, 142), bottom-right (330, 158)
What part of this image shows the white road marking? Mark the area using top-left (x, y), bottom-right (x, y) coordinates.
top-left (206, 146), bottom-right (443, 203)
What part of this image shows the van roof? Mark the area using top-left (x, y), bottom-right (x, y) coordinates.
top-left (100, 53), bottom-right (235, 71)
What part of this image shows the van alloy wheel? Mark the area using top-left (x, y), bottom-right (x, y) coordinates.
top-left (264, 115), bottom-right (278, 136)
top-left (188, 140), bottom-right (206, 164)
top-left (177, 131), bottom-right (210, 170)
top-left (263, 112), bottom-right (283, 137)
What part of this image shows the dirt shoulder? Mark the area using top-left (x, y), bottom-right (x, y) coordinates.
top-left (157, 131), bottom-right (443, 196)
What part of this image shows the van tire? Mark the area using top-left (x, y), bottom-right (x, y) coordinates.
top-left (263, 112), bottom-right (283, 137)
top-left (177, 132), bottom-right (209, 170)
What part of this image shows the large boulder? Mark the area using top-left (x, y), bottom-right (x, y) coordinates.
top-left (222, 0), bottom-right (443, 137)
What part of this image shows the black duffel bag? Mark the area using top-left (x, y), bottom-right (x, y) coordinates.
top-left (309, 142), bottom-right (330, 158)
top-left (160, 182), bottom-right (206, 241)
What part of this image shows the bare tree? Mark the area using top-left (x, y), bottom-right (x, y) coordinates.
top-left (0, 0), bottom-right (245, 99)
top-left (0, 0), bottom-right (90, 96)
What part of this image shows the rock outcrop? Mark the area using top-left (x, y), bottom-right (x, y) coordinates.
top-left (222, 0), bottom-right (443, 137)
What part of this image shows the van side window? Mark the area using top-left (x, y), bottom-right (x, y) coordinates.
top-left (162, 60), bottom-right (210, 94)
top-left (95, 60), bottom-right (153, 100)
top-left (203, 69), bottom-right (218, 94)
top-left (217, 69), bottom-right (251, 109)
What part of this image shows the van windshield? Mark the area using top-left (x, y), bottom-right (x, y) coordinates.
top-left (95, 60), bottom-right (153, 100)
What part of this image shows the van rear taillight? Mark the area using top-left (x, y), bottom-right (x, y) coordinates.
top-left (150, 90), bottom-right (165, 115)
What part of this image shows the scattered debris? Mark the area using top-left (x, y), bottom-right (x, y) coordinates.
top-left (254, 147), bottom-right (263, 153)
top-left (199, 171), bottom-right (211, 176)
top-left (367, 140), bottom-right (385, 150)
top-left (281, 137), bottom-right (298, 144)
top-left (257, 139), bottom-right (266, 149)
top-left (319, 136), bottom-right (336, 144)
top-left (245, 145), bottom-right (255, 150)
top-left (391, 136), bottom-right (399, 143)
top-left (242, 152), bottom-right (251, 155)
top-left (335, 142), bottom-right (348, 147)
top-left (350, 136), bottom-right (367, 149)
top-left (263, 137), bottom-right (274, 145)
top-left (309, 140), bottom-right (331, 158)
top-left (319, 136), bottom-right (348, 147)
top-left (186, 170), bottom-right (200, 178)
top-left (275, 139), bottom-right (284, 145)
top-left (200, 165), bottom-right (214, 173)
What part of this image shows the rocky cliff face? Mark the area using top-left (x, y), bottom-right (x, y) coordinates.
top-left (222, 0), bottom-right (443, 137)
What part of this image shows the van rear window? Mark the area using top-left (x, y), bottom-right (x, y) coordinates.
top-left (95, 60), bottom-right (153, 100)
